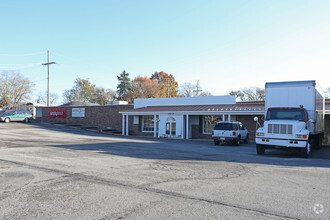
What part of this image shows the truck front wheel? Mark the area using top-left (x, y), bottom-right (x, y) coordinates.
top-left (214, 140), bottom-right (220, 145)
top-left (256, 144), bottom-right (265, 155)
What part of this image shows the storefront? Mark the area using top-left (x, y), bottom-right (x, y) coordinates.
top-left (120, 96), bottom-right (265, 139)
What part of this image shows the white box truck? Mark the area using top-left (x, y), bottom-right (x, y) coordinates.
top-left (255, 80), bottom-right (325, 157)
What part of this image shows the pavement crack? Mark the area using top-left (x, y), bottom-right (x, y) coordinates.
top-left (0, 158), bottom-right (299, 220)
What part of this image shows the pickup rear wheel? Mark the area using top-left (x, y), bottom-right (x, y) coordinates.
top-left (24, 117), bottom-right (30, 123)
top-left (235, 136), bottom-right (241, 146)
top-left (256, 144), bottom-right (265, 155)
top-left (244, 134), bottom-right (249, 144)
top-left (214, 140), bottom-right (220, 145)
top-left (4, 118), bottom-right (10, 123)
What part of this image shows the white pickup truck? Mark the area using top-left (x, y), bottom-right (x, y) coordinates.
top-left (212, 121), bottom-right (249, 145)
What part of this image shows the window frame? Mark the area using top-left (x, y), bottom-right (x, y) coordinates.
top-left (141, 115), bottom-right (154, 132)
top-left (203, 115), bottom-right (223, 134)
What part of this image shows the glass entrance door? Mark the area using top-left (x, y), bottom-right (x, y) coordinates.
top-left (166, 117), bottom-right (176, 136)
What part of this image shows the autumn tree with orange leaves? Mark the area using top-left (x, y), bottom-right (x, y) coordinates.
top-left (129, 76), bottom-right (159, 100)
top-left (124, 71), bottom-right (179, 101)
top-left (150, 71), bottom-right (178, 98)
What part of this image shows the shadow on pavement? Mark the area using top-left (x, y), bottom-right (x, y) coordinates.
top-left (30, 123), bottom-right (330, 168)
top-left (48, 141), bottom-right (330, 169)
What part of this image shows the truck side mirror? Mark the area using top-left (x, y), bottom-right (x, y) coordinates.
top-left (309, 119), bottom-right (315, 124)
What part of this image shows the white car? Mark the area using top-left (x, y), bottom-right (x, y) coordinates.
top-left (212, 121), bottom-right (249, 145)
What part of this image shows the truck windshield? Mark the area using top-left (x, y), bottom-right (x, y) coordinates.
top-left (214, 123), bottom-right (234, 130)
top-left (266, 109), bottom-right (306, 121)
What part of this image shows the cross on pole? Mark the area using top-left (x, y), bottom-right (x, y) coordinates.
top-left (193, 80), bottom-right (202, 96)
top-left (42, 50), bottom-right (56, 107)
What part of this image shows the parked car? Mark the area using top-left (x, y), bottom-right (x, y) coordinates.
top-left (212, 121), bottom-right (249, 145)
top-left (0, 109), bottom-right (14, 116)
top-left (0, 111), bottom-right (32, 123)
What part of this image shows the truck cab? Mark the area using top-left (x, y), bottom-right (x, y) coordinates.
top-left (255, 80), bottom-right (325, 158)
top-left (256, 107), bottom-right (312, 156)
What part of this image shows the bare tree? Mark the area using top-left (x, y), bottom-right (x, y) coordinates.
top-left (179, 82), bottom-right (195, 97)
top-left (199, 91), bottom-right (213, 96)
top-left (179, 82), bottom-right (213, 97)
top-left (0, 71), bottom-right (35, 107)
top-left (36, 92), bottom-right (59, 105)
top-left (229, 87), bottom-right (265, 101)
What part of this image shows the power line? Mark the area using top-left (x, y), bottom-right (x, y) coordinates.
top-left (0, 63), bottom-right (43, 70)
top-left (0, 62), bottom-right (43, 66)
top-left (0, 52), bottom-right (44, 57)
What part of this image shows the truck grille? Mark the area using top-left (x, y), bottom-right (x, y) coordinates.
top-left (268, 124), bottom-right (292, 135)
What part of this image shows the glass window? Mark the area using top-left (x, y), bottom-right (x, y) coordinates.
top-left (166, 117), bottom-right (175, 122)
top-left (239, 123), bottom-right (244, 130)
top-left (203, 115), bottom-right (223, 133)
top-left (266, 108), bottom-right (306, 121)
top-left (213, 123), bottom-right (234, 130)
top-left (142, 115), bottom-right (154, 132)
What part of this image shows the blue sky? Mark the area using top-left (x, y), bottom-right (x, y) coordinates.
top-left (1, 0), bottom-right (330, 103)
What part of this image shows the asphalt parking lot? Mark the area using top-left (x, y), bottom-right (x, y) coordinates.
top-left (0, 123), bottom-right (329, 219)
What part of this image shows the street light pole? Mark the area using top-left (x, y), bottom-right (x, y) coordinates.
top-left (42, 50), bottom-right (56, 107)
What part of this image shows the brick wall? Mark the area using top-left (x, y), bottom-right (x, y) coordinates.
top-left (36, 105), bottom-right (133, 132)
top-left (191, 115), bottom-right (263, 140)
top-left (235, 115), bottom-right (264, 141)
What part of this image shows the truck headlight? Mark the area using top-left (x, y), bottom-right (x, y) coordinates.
top-left (257, 132), bottom-right (265, 137)
top-left (296, 134), bottom-right (308, 139)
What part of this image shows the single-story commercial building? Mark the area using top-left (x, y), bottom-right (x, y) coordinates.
top-left (120, 96), bottom-right (265, 140)
top-left (35, 96), bottom-right (330, 144)
top-left (120, 96), bottom-right (330, 144)
top-left (36, 102), bottom-right (133, 132)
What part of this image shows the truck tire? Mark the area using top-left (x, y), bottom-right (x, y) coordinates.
top-left (234, 136), bottom-right (241, 146)
top-left (4, 118), bottom-right (10, 123)
top-left (300, 142), bottom-right (310, 158)
top-left (256, 144), bottom-right (265, 155)
top-left (24, 117), bottom-right (30, 123)
top-left (244, 134), bottom-right (249, 144)
top-left (214, 140), bottom-right (220, 145)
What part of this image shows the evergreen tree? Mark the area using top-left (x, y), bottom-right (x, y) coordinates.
top-left (116, 70), bottom-right (131, 102)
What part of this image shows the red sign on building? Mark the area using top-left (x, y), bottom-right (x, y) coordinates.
top-left (49, 108), bottom-right (66, 118)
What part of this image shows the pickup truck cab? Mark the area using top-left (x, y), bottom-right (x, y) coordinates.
top-left (212, 121), bottom-right (249, 145)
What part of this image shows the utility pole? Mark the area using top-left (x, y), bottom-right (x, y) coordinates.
top-left (193, 80), bottom-right (202, 96)
top-left (42, 50), bottom-right (56, 107)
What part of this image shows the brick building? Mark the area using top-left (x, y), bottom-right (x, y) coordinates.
top-left (35, 97), bottom-right (330, 145)
top-left (36, 104), bottom-right (133, 132)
